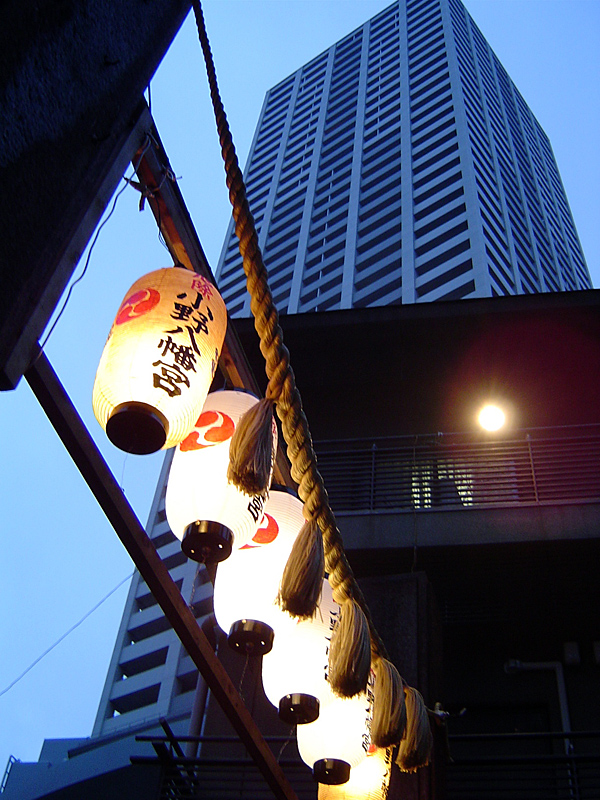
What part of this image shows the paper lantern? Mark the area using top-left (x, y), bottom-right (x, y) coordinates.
top-left (212, 488), bottom-right (304, 656)
top-left (93, 268), bottom-right (227, 454)
top-left (318, 746), bottom-right (393, 800)
top-left (297, 670), bottom-right (375, 785)
top-left (262, 578), bottom-right (340, 724)
top-left (165, 390), bottom-right (275, 563)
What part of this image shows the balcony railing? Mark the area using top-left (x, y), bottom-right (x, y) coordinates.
top-left (134, 733), bottom-right (316, 800)
top-left (447, 731), bottom-right (600, 800)
top-left (133, 730), bottom-right (600, 800)
top-left (313, 425), bottom-right (600, 513)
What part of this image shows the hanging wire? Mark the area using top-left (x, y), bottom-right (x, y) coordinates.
top-left (0, 572), bottom-right (134, 699)
top-left (277, 726), bottom-right (296, 763)
top-left (154, 180), bottom-right (170, 253)
top-left (36, 135), bottom-right (153, 356)
top-left (126, 156), bottom-right (179, 251)
top-left (37, 182), bottom-right (127, 352)
top-left (238, 652), bottom-right (250, 700)
top-left (188, 564), bottom-right (202, 611)
top-left (118, 453), bottom-right (129, 494)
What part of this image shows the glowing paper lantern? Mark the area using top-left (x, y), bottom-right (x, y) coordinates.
top-left (262, 578), bottom-right (340, 724)
top-left (212, 488), bottom-right (304, 655)
top-left (165, 390), bottom-right (275, 563)
top-left (318, 746), bottom-right (393, 800)
top-left (93, 268), bottom-right (227, 454)
top-left (297, 670), bottom-right (375, 785)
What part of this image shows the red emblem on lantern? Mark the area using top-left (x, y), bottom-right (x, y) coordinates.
top-left (240, 513), bottom-right (279, 549)
top-left (179, 410), bottom-right (235, 451)
top-left (115, 288), bottom-right (160, 324)
top-left (191, 275), bottom-right (214, 299)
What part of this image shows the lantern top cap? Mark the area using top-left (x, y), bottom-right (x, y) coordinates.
top-left (269, 484), bottom-right (298, 497)
top-left (212, 387), bottom-right (259, 398)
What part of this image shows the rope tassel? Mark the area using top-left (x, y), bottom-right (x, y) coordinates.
top-left (193, 1), bottom-right (430, 773)
top-left (277, 519), bottom-right (324, 619)
top-left (372, 658), bottom-right (407, 747)
top-left (328, 598), bottom-right (372, 698)
top-left (227, 397), bottom-right (275, 496)
top-left (395, 686), bottom-right (433, 772)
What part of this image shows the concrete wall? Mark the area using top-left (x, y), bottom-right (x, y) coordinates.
top-left (336, 502), bottom-right (600, 550)
top-left (0, 0), bottom-right (190, 388)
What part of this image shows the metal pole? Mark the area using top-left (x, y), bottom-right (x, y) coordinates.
top-left (526, 434), bottom-right (540, 503)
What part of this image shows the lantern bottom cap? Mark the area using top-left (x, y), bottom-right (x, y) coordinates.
top-left (313, 758), bottom-right (351, 786)
top-left (182, 521), bottom-right (233, 564)
top-left (279, 693), bottom-right (320, 725)
top-left (228, 619), bottom-right (274, 656)
top-left (106, 402), bottom-right (168, 455)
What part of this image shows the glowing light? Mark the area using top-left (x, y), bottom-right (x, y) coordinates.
top-left (262, 578), bottom-right (340, 723)
top-left (296, 671), bottom-right (375, 785)
top-left (212, 488), bottom-right (304, 655)
top-left (93, 268), bottom-right (227, 454)
top-left (165, 390), bottom-right (275, 562)
top-left (478, 404), bottom-right (506, 431)
top-left (318, 746), bottom-right (393, 799)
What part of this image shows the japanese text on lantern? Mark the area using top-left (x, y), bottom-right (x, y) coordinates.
top-left (153, 279), bottom-right (219, 398)
top-left (323, 606), bottom-right (340, 682)
top-left (362, 672), bottom-right (376, 753)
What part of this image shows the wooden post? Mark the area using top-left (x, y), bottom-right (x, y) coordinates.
top-left (25, 352), bottom-right (299, 800)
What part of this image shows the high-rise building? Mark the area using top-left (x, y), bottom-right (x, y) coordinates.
top-left (91, 454), bottom-right (213, 739)
top-left (216, 0), bottom-right (591, 315)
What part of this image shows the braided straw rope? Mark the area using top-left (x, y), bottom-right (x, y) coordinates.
top-left (191, 0), bottom-right (389, 665)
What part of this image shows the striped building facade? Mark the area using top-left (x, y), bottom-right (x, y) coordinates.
top-left (216, 0), bottom-right (590, 315)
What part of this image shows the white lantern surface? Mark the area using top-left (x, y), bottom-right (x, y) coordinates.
top-left (165, 390), bottom-right (275, 563)
top-left (318, 746), bottom-right (393, 800)
top-left (93, 268), bottom-right (227, 454)
top-left (262, 578), bottom-right (340, 724)
top-left (297, 670), bottom-right (375, 785)
top-left (212, 488), bottom-right (304, 656)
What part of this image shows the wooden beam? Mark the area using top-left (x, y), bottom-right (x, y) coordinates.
top-left (133, 109), bottom-right (257, 392)
top-left (132, 112), bottom-right (293, 486)
top-left (25, 352), bottom-right (298, 800)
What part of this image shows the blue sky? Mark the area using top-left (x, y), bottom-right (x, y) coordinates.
top-left (0, 0), bottom-right (598, 775)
